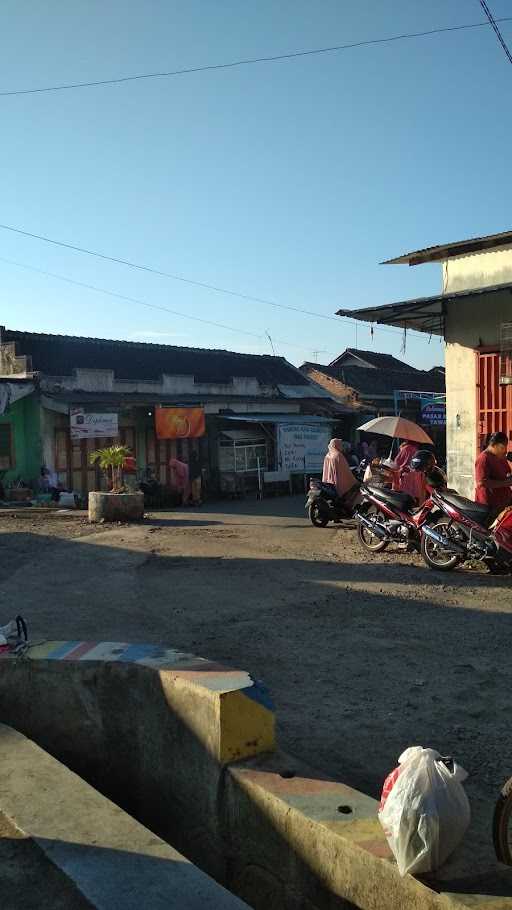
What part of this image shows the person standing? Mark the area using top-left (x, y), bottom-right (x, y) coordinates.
top-left (475, 432), bottom-right (512, 512)
top-left (390, 439), bottom-right (420, 491)
top-left (189, 450), bottom-right (203, 506)
top-left (169, 457), bottom-right (190, 506)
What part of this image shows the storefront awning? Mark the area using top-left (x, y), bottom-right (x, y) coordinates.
top-left (336, 282), bottom-right (512, 335)
top-left (220, 414), bottom-right (334, 425)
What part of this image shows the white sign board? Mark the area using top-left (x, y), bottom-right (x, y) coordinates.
top-left (70, 408), bottom-right (119, 440)
top-left (277, 424), bottom-right (331, 473)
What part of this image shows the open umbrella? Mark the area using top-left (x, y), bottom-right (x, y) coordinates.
top-left (357, 415), bottom-right (433, 445)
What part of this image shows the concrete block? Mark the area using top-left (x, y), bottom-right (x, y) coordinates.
top-left (0, 641), bottom-right (275, 879)
top-left (88, 492), bottom-right (144, 522)
top-left (0, 723), bottom-right (248, 909)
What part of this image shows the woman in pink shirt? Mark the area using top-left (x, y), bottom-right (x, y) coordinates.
top-left (390, 440), bottom-right (420, 491)
top-left (169, 458), bottom-right (190, 505)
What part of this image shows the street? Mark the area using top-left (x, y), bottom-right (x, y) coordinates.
top-left (2, 495), bottom-right (511, 881)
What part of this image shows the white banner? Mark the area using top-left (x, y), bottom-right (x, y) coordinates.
top-left (70, 408), bottom-right (119, 440)
top-left (277, 424), bottom-right (331, 473)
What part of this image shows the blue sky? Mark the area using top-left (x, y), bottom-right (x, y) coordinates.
top-left (1, 0), bottom-right (511, 369)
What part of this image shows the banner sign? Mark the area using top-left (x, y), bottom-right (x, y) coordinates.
top-left (420, 400), bottom-right (446, 426)
top-left (70, 408), bottom-right (119, 439)
top-left (277, 424), bottom-right (331, 472)
top-left (155, 407), bottom-right (205, 440)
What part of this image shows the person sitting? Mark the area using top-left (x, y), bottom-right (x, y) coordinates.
top-left (40, 465), bottom-right (62, 502)
top-left (387, 439), bottom-right (420, 491)
top-left (400, 450), bottom-right (445, 507)
top-left (322, 439), bottom-right (359, 506)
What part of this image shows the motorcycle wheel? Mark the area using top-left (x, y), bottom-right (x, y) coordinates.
top-left (493, 776), bottom-right (512, 865)
top-left (309, 502), bottom-right (330, 528)
top-left (421, 517), bottom-right (461, 571)
top-left (357, 507), bottom-right (389, 552)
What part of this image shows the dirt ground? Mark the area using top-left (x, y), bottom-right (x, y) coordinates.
top-left (1, 495), bottom-right (512, 886)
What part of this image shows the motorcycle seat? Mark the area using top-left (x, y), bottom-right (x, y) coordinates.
top-left (366, 485), bottom-right (415, 513)
top-left (437, 491), bottom-right (492, 527)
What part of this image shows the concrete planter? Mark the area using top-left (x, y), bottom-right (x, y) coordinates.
top-left (88, 491), bottom-right (144, 523)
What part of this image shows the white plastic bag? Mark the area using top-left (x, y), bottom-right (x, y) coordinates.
top-left (378, 746), bottom-right (470, 877)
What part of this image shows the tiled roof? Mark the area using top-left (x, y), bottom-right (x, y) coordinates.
top-left (345, 366), bottom-right (444, 395)
top-left (3, 329), bottom-right (306, 386)
top-left (329, 348), bottom-right (418, 372)
top-left (301, 363), bottom-right (445, 396)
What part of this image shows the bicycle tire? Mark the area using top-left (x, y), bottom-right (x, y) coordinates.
top-left (493, 776), bottom-right (512, 865)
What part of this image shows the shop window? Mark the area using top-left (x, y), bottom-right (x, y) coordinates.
top-left (219, 435), bottom-right (268, 473)
top-left (0, 424), bottom-right (13, 469)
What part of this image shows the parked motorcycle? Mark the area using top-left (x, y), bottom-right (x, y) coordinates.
top-left (355, 483), bottom-right (436, 552)
top-left (306, 476), bottom-right (359, 527)
top-left (355, 451), bottom-right (446, 553)
top-left (420, 490), bottom-right (512, 572)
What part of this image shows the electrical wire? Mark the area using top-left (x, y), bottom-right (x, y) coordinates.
top-left (0, 255), bottom-right (335, 357)
top-left (479, 1), bottom-right (512, 64)
top-left (1, 17), bottom-right (511, 97)
top-left (0, 222), bottom-right (403, 336)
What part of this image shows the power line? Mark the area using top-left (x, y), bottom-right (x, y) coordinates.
top-left (479, 1), bottom-right (512, 65)
top-left (1, 17), bottom-right (511, 97)
top-left (0, 255), bottom-right (336, 357)
top-left (0, 221), bottom-right (403, 337)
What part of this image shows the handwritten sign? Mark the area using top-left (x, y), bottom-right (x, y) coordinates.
top-left (278, 424), bottom-right (331, 472)
top-left (70, 408), bottom-right (119, 439)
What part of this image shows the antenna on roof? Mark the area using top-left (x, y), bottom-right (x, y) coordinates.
top-left (265, 331), bottom-right (276, 356)
top-left (312, 350), bottom-right (321, 362)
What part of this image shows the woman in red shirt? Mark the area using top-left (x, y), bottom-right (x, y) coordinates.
top-left (475, 432), bottom-right (512, 511)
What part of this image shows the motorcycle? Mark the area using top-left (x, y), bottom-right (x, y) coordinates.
top-left (420, 490), bottom-right (512, 572)
top-left (306, 475), bottom-right (360, 527)
top-left (355, 482), bottom-right (437, 553)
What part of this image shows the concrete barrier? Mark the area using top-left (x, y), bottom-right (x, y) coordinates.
top-left (0, 642), bottom-right (511, 909)
top-left (0, 640), bottom-right (275, 881)
top-left (0, 723), bottom-right (248, 909)
top-left (88, 491), bottom-right (144, 522)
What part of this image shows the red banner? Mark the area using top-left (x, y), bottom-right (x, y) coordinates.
top-left (155, 407), bottom-right (205, 440)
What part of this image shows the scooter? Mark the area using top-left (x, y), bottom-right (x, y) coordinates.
top-left (306, 477), bottom-right (359, 527)
top-left (420, 490), bottom-right (512, 572)
top-left (355, 482), bottom-right (438, 553)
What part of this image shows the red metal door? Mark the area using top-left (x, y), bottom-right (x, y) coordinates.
top-left (477, 352), bottom-right (512, 449)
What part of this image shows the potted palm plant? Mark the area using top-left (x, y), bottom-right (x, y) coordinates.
top-left (88, 445), bottom-right (144, 522)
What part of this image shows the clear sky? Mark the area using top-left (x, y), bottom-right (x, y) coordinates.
top-left (1, 1), bottom-right (511, 369)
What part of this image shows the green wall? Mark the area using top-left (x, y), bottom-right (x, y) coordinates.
top-left (0, 395), bottom-right (42, 486)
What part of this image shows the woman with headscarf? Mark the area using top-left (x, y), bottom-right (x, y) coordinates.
top-left (322, 439), bottom-right (357, 500)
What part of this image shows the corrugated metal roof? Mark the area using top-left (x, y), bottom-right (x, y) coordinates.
top-left (382, 229), bottom-right (512, 266)
top-left (336, 282), bottom-right (512, 335)
top-left (2, 329), bottom-right (306, 386)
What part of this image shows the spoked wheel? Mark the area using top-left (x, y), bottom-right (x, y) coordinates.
top-left (309, 502), bottom-right (330, 528)
top-left (421, 517), bottom-right (462, 572)
top-left (493, 777), bottom-right (512, 865)
top-left (357, 506), bottom-right (389, 552)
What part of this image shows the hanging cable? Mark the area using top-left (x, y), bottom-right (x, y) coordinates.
top-left (0, 17), bottom-right (510, 97)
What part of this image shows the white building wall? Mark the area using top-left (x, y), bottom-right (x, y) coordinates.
top-left (444, 287), bottom-right (512, 497)
top-left (443, 244), bottom-right (512, 293)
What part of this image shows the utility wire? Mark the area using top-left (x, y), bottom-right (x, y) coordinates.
top-left (0, 255), bottom-right (335, 356)
top-left (1, 17), bottom-right (511, 97)
top-left (479, 1), bottom-right (512, 64)
top-left (0, 222), bottom-right (402, 337)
